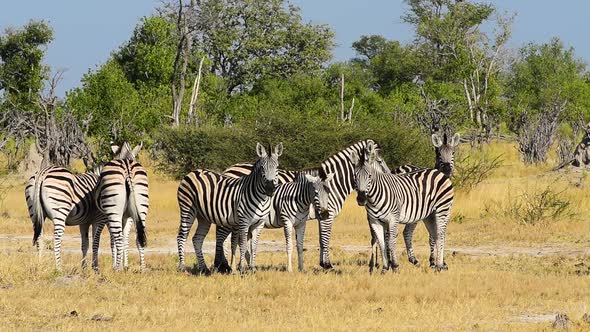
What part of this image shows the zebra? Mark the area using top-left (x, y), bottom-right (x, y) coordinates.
top-left (95, 142), bottom-right (149, 271)
top-left (221, 140), bottom-right (389, 270)
top-left (176, 143), bottom-right (282, 274)
top-left (389, 130), bottom-right (460, 269)
top-left (25, 165), bottom-right (107, 270)
top-left (393, 131), bottom-right (460, 177)
top-left (351, 141), bottom-right (454, 273)
top-left (225, 171), bottom-right (335, 272)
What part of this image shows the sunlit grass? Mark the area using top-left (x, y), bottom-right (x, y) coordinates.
top-left (1, 141), bottom-right (590, 330)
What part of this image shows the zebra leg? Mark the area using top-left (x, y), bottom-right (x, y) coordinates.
top-left (79, 223), bottom-right (90, 270)
top-left (135, 229), bottom-right (146, 272)
top-left (369, 219), bottom-right (388, 273)
top-left (176, 211), bottom-right (195, 272)
top-left (107, 218), bottom-right (124, 271)
top-left (295, 222), bottom-right (306, 272)
top-left (318, 217), bottom-right (334, 270)
top-left (230, 230), bottom-right (239, 271)
top-left (213, 226), bottom-right (232, 274)
top-left (237, 224), bottom-right (249, 275)
top-left (283, 219), bottom-right (294, 272)
top-left (91, 221), bottom-right (106, 271)
top-left (386, 221), bottom-right (400, 273)
top-left (423, 215), bottom-right (439, 268)
top-left (368, 219), bottom-right (379, 273)
top-left (433, 213), bottom-right (449, 272)
top-left (192, 220), bottom-right (211, 275)
top-left (403, 223), bottom-right (420, 266)
top-left (122, 217), bottom-right (133, 270)
top-left (52, 218), bottom-right (67, 271)
top-left (248, 222), bottom-right (264, 272)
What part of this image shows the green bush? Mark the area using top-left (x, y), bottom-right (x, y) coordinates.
top-left (155, 110), bottom-right (434, 179)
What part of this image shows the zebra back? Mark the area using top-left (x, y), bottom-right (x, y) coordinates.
top-left (25, 166), bottom-right (100, 244)
top-left (96, 159), bottom-right (149, 246)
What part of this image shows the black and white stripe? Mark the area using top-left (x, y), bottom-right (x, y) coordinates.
top-left (391, 131), bottom-right (459, 268)
top-left (25, 166), bottom-right (107, 270)
top-left (352, 142), bottom-right (454, 273)
top-left (95, 143), bottom-right (149, 271)
top-left (176, 143), bottom-right (282, 274)
top-left (221, 140), bottom-right (389, 270)
top-left (224, 171), bottom-right (334, 272)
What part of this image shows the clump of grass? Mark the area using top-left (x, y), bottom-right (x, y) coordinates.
top-left (484, 182), bottom-right (575, 225)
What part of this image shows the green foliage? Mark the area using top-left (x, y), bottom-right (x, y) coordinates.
top-left (155, 108), bottom-right (433, 179)
top-left (507, 38), bottom-right (590, 124)
top-left (67, 60), bottom-right (165, 142)
top-left (195, 0), bottom-right (335, 93)
top-left (0, 20), bottom-right (53, 111)
top-left (115, 16), bottom-right (177, 89)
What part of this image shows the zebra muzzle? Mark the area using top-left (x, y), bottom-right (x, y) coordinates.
top-left (356, 192), bottom-right (367, 206)
top-left (264, 181), bottom-right (276, 196)
top-left (318, 208), bottom-right (329, 220)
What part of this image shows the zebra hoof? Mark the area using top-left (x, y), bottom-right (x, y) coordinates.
top-left (215, 262), bottom-right (232, 275)
top-left (320, 262), bottom-right (334, 270)
top-left (408, 256), bottom-right (420, 266)
top-left (380, 268), bottom-right (388, 274)
top-left (434, 265), bottom-right (446, 273)
top-left (391, 265), bottom-right (400, 273)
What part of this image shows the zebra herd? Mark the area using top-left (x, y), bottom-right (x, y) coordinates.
top-left (25, 131), bottom-right (459, 274)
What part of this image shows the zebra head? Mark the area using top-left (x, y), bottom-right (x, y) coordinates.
top-left (304, 172), bottom-right (335, 220)
top-left (432, 132), bottom-right (460, 177)
top-left (351, 141), bottom-right (380, 206)
top-left (255, 142), bottom-right (283, 196)
top-left (111, 141), bottom-right (143, 161)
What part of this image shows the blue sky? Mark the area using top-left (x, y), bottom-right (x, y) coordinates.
top-left (1, 0), bottom-right (589, 96)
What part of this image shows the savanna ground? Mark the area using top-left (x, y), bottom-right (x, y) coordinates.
top-left (0, 142), bottom-right (589, 331)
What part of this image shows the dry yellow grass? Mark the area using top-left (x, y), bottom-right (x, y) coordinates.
top-left (1, 141), bottom-right (589, 331)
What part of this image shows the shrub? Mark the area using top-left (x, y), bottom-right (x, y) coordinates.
top-left (154, 111), bottom-right (434, 178)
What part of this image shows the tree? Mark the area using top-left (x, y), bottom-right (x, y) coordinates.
top-left (0, 20), bottom-right (53, 112)
top-left (189, 0), bottom-right (335, 94)
top-left (507, 38), bottom-right (590, 164)
top-left (402, 0), bottom-right (511, 137)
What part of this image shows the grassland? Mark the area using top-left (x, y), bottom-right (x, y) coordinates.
top-left (0, 142), bottom-right (589, 331)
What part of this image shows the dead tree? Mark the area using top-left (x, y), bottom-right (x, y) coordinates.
top-left (0, 70), bottom-right (95, 169)
top-left (187, 56), bottom-right (205, 126)
top-left (171, 0), bottom-right (196, 126)
top-left (555, 122), bottom-right (590, 170)
top-left (517, 101), bottom-right (566, 164)
top-left (339, 74), bottom-right (354, 123)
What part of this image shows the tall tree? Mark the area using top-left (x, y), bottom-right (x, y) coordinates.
top-left (0, 20), bottom-right (53, 112)
top-left (403, 0), bottom-right (511, 136)
top-left (507, 38), bottom-right (590, 164)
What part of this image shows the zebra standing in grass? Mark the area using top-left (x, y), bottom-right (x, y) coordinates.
top-left (351, 142), bottom-right (454, 273)
top-left (390, 130), bottom-right (459, 269)
top-left (221, 140), bottom-right (390, 270)
top-left (176, 143), bottom-right (282, 274)
top-left (95, 142), bottom-right (149, 271)
top-left (224, 171), bottom-right (335, 272)
top-left (25, 165), bottom-right (107, 270)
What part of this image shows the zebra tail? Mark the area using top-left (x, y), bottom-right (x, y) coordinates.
top-left (126, 176), bottom-right (147, 247)
top-left (31, 170), bottom-right (46, 246)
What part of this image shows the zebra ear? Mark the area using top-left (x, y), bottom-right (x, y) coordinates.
top-left (132, 142), bottom-right (143, 158)
top-left (432, 133), bottom-right (443, 148)
top-left (111, 143), bottom-right (120, 155)
top-left (256, 142), bottom-right (267, 157)
top-left (274, 142), bottom-right (283, 157)
top-left (350, 151), bottom-right (360, 166)
top-left (304, 173), bottom-right (319, 183)
top-left (451, 133), bottom-right (460, 147)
